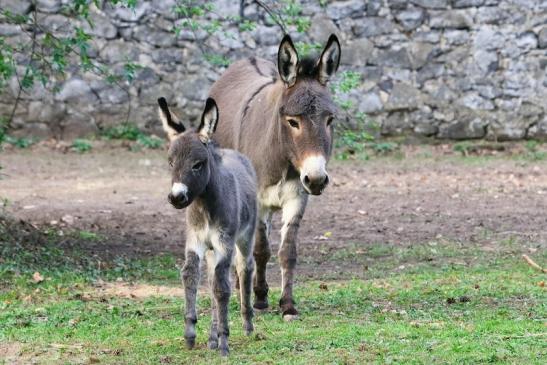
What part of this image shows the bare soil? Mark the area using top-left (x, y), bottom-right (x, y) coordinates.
top-left (1, 144), bottom-right (546, 283)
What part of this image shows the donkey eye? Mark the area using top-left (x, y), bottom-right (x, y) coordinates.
top-left (327, 116), bottom-right (334, 126)
top-left (287, 119), bottom-right (299, 129)
top-left (192, 161), bottom-right (204, 171)
top-left (168, 159), bottom-right (174, 167)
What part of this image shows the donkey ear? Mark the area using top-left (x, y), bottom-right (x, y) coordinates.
top-left (158, 97), bottom-right (185, 142)
top-left (197, 98), bottom-right (219, 142)
top-left (277, 34), bottom-right (299, 87)
top-left (317, 34), bottom-right (341, 85)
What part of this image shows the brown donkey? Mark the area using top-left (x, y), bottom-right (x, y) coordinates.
top-left (209, 34), bottom-right (341, 320)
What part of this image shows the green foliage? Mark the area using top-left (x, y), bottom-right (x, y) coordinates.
top-left (136, 134), bottom-right (164, 149)
top-left (372, 141), bottom-right (399, 155)
top-left (453, 141), bottom-right (473, 156)
top-left (524, 140), bottom-right (547, 161)
top-left (4, 135), bottom-right (34, 148)
top-left (71, 139), bottom-right (92, 153)
top-left (101, 123), bottom-right (142, 141)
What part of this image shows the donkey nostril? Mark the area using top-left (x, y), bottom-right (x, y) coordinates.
top-left (323, 175), bottom-right (329, 186)
top-left (304, 175), bottom-right (310, 184)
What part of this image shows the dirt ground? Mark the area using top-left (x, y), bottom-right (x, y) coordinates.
top-left (1, 144), bottom-right (546, 282)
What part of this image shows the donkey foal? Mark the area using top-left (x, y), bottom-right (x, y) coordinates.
top-left (158, 97), bottom-right (257, 356)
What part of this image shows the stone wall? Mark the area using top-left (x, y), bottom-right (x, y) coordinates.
top-left (1, 0), bottom-right (546, 140)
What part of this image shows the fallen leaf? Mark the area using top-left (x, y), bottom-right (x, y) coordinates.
top-left (32, 272), bottom-right (44, 283)
top-left (319, 283), bottom-right (328, 291)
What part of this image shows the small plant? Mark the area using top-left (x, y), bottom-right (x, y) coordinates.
top-left (5, 135), bottom-right (34, 148)
top-left (78, 230), bottom-right (99, 240)
top-left (72, 139), bottom-right (92, 153)
top-left (372, 142), bottom-right (399, 155)
top-left (137, 134), bottom-right (164, 149)
top-left (524, 140), bottom-right (547, 160)
top-left (453, 141), bottom-right (473, 156)
top-left (101, 123), bottom-right (142, 141)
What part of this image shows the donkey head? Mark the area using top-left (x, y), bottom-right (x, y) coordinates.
top-left (277, 34), bottom-right (341, 195)
top-left (158, 97), bottom-right (219, 209)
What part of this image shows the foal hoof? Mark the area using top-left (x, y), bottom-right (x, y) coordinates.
top-left (185, 337), bottom-right (196, 349)
top-left (208, 339), bottom-right (218, 350)
top-left (219, 346), bottom-right (229, 357)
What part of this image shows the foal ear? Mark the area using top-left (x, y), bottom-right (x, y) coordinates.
top-left (197, 98), bottom-right (219, 143)
top-left (158, 97), bottom-right (185, 142)
top-left (277, 34), bottom-right (299, 87)
top-left (317, 34), bottom-right (341, 85)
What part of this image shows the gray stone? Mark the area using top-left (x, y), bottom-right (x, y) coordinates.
top-left (527, 116), bottom-right (547, 140)
top-left (457, 92), bottom-right (495, 110)
top-left (476, 6), bottom-right (508, 24)
top-left (41, 14), bottom-right (73, 34)
top-left (474, 26), bottom-right (505, 50)
top-left (90, 80), bottom-right (129, 104)
top-left (255, 25), bottom-right (280, 46)
top-left (414, 31), bottom-right (442, 43)
top-left (0, 24), bottom-right (20, 36)
top-left (0, 0), bottom-right (31, 14)
top-left (326, 0), bottom-right (365, 20)
top-left (61, 111), bottom-right (99, 140)
top-left (367, 0), bottom-right (382, 15)
top-left (12, 123), bottom-right (54, 139)
top-left (438, 118), bottom-right (487, 139)
top-left (539, 27), bottom-right (547, 49)
top-left (151, 0), bottom-right (177, 18)
top-left (100, 40), bottom-right (140, 63)
top-left (395, 7), bottom-right (426, 31)
top-left (133, 26), bottom-right (175, 47)
top-left (387, 0), bottom-right (408, 10)
top-left (429, 10), bottom-right (474, 29)
top-left (475, 84), bottom-right (502, 99)
top-left (134, 67), bottom-right (160, 88)
top-left (341, 38), bottom-right (374, 65)
top-left (352, 17), bottom-right (395, 37)
top-left (371, 48), bottom-right (412, 69)
top-left (151, 48), bottom-right (183, 64)
top-left (487, 116), bottom-right (529, 141)
top-left (411, 0), bottom-right (449, 8)
top-left (408, 42), bottom-right (435, 70)
top-left (55, 79), bottom-right (99, 104)
top-left (452, 0), bottom-right (485, 7)
top-left (385, 83), bottom-right (423, 110)
top-left (28, 101), bottom-right (65, 123)
top-left (112, 2), bottom-right (150, 22)
top-left (176, 76), bottom-right (210, 102)
top-left (36, 0), bottom-right (61, 12)
top-left (139, 83), bottom-right (175, 106)
top-left (309, 15), bottom-right (339, 43)
top-left (83, 12), bottom-right (118, 39)
top-left (358, 92), bottom-right (383, 113)
top-left (515, 32), bottom-right (538, 51)
top-left (474, 49), bottom-right (498, 74)
top-left (417, 63), bottom-right (445, 85)
top-left (444, 30), bottom-right (470, 45)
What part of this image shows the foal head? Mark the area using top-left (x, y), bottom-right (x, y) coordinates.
top-left (158, 97), bottom-right (219, 209)
top-left (276, 34), bottom-right (341, 195)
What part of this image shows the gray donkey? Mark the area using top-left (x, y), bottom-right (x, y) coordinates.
top-left (158, 97), bottom-right (257, 356)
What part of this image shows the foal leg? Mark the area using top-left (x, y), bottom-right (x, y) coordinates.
top-left (278, 194), bottom-right (307, 321)
top-left (212, 235), bottom-right (234, 356)
top-left (253, 208), bottom-right (272, 310)
top-left (205, 250), bottom-right (219, 349)
top-left (236, 237), bottom-right (255, 335)
top-left (181, 248), bottom-right (202, 349)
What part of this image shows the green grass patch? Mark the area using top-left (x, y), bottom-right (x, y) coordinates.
top-left (1, 220), bottom-right (545, 363)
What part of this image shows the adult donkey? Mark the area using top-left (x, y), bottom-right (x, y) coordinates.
top-left (209, 34), bottom-right (341, 320)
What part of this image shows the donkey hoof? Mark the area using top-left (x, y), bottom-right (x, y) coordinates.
top-left (243, 323), bottom-right (254, 336)
top-left (208, 339), bottom-right (218, 349)
top-left (185, 337), bottom-right (196, 349)
top-left (253, 300), bottom-right (269, 311)
top-left (219, 346), bottom-right (229, 357)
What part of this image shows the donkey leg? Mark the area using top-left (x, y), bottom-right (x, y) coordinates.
top-left (253, 209), bottom-right (272, 310)
top-left (205, 250), bottom-right (219, 349)
top-left (181, 249), bottom-right (201, 349)
top-left (213, 254), bottom-right (232, 356)
top-left (236, 243), bottom-right (255, 335)
top-left (278, 195), bottom-right (307, 321)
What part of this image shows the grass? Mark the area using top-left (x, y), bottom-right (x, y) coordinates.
top-left (1, 221), bottom-right (546, 364)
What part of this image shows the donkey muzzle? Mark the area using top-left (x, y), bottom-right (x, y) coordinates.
top-left (300, 155), bottom-right (329, 195)
top-left (168, 182), bottom-right (190, 209)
